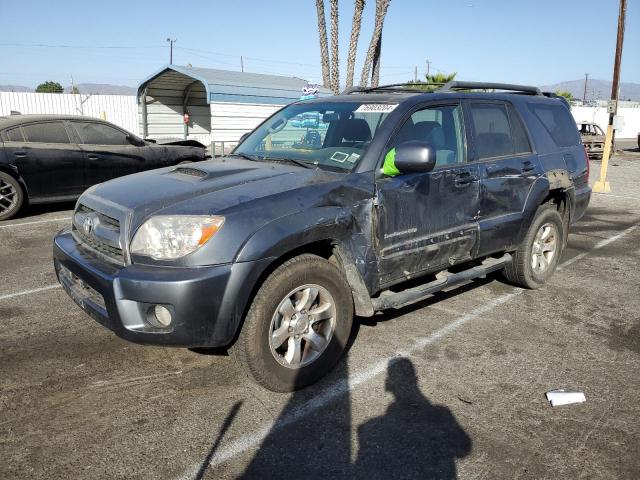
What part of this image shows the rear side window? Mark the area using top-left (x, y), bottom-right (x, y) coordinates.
top-left (74, 122), bottom-right (129, 145)
top-left (469, 103), bottom-right (530, 159)
top-left (22, 122), bottom-right (70, 144)
top-left (528, 103), bottom-right (580, 148)
top-left (4, 127), bottom-right (24, 142)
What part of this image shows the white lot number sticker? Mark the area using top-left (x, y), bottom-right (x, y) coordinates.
top-left (355, 103), bottom-right (398, 113)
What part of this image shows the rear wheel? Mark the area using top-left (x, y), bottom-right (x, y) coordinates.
top-left (234, 254), bottom-right (353, 392)
top-left (501, 204), bottom-right (564, 289)
top-left (0, 172), bottom-right (24, 221)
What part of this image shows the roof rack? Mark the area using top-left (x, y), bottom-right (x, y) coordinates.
top-left (342, 83), bottom-right (440, 95)
top-left (438, 81), bottom-right (542, 96)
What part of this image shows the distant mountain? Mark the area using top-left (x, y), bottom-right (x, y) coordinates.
top-left (0, 83), bottom-right (136, 95)
top-left (541, 79), bottom-right (640, 101)
top-left (0, 85), bottom-right (34, 92)
top-left (63, 83), bottom-right (136, 95)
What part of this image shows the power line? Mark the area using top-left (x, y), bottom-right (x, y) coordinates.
top-left (0, 42), bottom-right (164, 49)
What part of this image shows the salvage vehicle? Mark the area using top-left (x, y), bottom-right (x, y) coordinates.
top-left (577, 121), bottom-right (609, 159)
top-left (53, 82), bottom-right (590, 391)
top-left (0, 115), bottom-right (208, 220)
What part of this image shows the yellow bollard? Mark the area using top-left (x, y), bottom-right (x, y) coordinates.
top-left (592, 124), bottom-right (614, 193)
top-left (100, 111), bottom-right (107, 120)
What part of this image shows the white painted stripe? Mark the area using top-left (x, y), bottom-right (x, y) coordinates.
top-left (0, 217), bottom-right (71, 229)
top-left (176, 290), bottom-right (523, 480)
top-left (0, 284), bottom-right (60, 301)
top-left (558, 224), bottom-right (638, 270)
top-left (592, 192), bottom-right (640, 201)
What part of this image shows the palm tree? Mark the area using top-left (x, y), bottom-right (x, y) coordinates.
top-left (408, 72), bottom-right (457, 92)
top-left (370, 32), bottom-right (382, 87)
top-left (359, 0), bottom-right (391, 87)
top-left (329, 0), bottom-right (340, 94)
top-left (315, 0), bottom-right (331, 89)
top-left (345, 0), bottom-right (365, 89)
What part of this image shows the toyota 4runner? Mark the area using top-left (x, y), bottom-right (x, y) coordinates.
top-left (53, 81), bottom-right (591, 391)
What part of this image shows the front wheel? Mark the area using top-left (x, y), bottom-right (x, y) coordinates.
top-left (501, 204), bottom-right (564, 289)
top-left (234, 254), bottom-right (353, 392)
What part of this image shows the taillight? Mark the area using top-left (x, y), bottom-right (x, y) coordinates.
top-left (584, 145), bottom-right (590, 182)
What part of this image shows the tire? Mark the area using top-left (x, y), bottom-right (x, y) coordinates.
top-left (234, 254), bottom-right (353, 392)
top-left (501, 203), bottom-right (564, 289)
top-left (0, 172), bottom-right (24, 221)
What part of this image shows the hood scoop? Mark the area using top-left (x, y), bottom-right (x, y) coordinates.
top-left (172, 166), bottom-right (208, 178)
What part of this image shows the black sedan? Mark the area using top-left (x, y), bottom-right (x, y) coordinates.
top-left (0, 115), bottom-right (209, 220)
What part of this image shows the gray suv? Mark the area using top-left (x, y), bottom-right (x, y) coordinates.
top-left (53, 82), bottom-right (590, 391)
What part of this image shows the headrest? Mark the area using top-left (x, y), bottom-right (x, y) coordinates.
top-left (413, 121), bottom-right (445, 148)
top-left (340, 118), bottom-right (372, 142)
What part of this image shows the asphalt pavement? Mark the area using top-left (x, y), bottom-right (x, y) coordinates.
top-left (1, 157), bottom-right (638, 479)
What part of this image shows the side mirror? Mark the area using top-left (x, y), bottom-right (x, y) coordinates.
top-left (394, 141), bottom-right (436, 173)
top-left (127, 134), bottom-right (145, 147)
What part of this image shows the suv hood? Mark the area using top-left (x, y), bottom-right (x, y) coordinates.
top-left (83, 157), bottom-right (341, 221)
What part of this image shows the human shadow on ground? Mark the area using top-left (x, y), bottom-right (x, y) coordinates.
top-left (237, 357), bottom-right (471, 479)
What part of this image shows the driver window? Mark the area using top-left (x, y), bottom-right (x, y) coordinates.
top-left (391, 104), bottom-right (465, 166)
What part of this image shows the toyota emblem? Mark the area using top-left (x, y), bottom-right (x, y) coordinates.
top-left (82, 215), bottom-right (95, 236)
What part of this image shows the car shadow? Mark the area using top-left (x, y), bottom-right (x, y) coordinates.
top-left (14, 200), bottom-right (76, 220)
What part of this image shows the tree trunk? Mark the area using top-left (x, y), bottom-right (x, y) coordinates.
top-left (345, 0), bottom-right (365, 89)
top-left (316, 0), bottom-right (331, 89)
top-left (330, 0), bottom-right (340, 94)
top-left (371, 31), bottom-right (382, 87)
top-left (359, 0), bottom-right (390, 87)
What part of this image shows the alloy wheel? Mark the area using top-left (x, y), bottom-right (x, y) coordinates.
top-left (268, 284), bottom-right (337, 369)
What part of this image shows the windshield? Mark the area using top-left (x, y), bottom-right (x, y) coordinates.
top-left (234, 101), bottom-right (396, 171)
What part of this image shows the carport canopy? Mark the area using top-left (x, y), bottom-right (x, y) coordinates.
top-left (137, 65), bottom-right (330, 139)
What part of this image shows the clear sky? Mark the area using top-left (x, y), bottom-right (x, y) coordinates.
top-left (1, 0), bottom-right (638, 89)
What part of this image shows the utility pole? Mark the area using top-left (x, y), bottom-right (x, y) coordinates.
top-left (583, 73), bottom-right (589, 103)
top-left (166, 38), bottom-right (176, 64)
top-left (425, 60), bottom-right (432, 77)
top-left (414, 66), bottom-right (418, 82)
top-left (241, 56), bottom-right (244, 72)
top-left (594, 0), bottom-right (626, 194)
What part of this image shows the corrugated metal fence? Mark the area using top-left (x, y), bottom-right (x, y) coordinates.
top-left (0, 92), bottom-right (139, 135)
top-left (1, 92), bottom-right (638, 142)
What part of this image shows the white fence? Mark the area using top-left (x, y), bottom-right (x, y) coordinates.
top-left (570, 105), bottom-right (639, 139)
top-left (2, 92), bottom-right (638, 141)
top-left (0, 92), bottom-right (139, 135)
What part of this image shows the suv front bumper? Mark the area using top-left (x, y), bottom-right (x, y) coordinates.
top-left (53, 230), bottom-right (270, 348)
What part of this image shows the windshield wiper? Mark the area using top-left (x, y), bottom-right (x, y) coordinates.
top-left (263, 156), bottom-right (316, 169)
top-left (228, 152), bottom-right (261, 162)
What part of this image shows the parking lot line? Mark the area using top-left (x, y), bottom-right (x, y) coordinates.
top-left (0, 284), bottom-right (60, 301)
top-left (0, 217), bottom-right (71, 229)
top-left (175, 221), bottom-right (639, 479)
top-left (592, 192), bottom-right (640, 201)
top-left (557, 223), bottom-right (638, 271)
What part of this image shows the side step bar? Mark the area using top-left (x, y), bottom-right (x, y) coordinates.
top-left (371, 254), bottom-right (512, 311)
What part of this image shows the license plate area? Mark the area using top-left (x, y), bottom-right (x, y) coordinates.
top-left (58, 265), bottom-right (107, 315)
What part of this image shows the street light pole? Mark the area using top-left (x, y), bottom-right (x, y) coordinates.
top-left (593, 0), bottom-right (626, 194)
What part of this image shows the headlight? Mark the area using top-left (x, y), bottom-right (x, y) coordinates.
top-left (130, 215), bottom-right (225, 260)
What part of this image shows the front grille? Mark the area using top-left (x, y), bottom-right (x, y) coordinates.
top-left (73, 204), bottom-right (125, 265)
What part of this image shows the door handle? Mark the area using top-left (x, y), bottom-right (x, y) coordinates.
top-left (521, 161), bottom-right (535, 173)
top-left (87, 154), bottom-right (100, 160)
top-left (454, 171), bottom-right (477, 187)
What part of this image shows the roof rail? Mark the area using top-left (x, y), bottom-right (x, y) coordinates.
top-left (438, 81), bottom-right (542, 96)
top-left (341, 83), bottom-right (439, 95)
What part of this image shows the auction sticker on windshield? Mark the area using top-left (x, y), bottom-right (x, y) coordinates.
top-left (355, 103), bottom-right (398, 113)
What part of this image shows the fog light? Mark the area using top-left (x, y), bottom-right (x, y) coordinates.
top-left (151, 305), bottom-right (172, 328)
